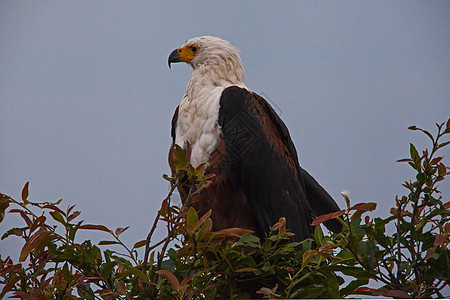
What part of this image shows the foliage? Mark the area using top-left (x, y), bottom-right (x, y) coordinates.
top-left (0, 120), bottom-right (449, 299)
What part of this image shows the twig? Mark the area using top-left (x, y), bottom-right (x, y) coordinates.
top-left (142, 180), bottom-right (177, 273)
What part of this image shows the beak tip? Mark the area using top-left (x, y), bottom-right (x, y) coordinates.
top-left (168, 48), bottom-right (180, 69)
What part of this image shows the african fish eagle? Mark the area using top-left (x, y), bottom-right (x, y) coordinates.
top-left (168, 36), bottom-right (341, 242)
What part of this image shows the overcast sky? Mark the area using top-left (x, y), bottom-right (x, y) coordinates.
top-left (1, 1), bottom-right (449, 276)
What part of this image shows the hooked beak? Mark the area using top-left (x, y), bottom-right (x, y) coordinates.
top-left (168, 49), bottom-right (180, 69)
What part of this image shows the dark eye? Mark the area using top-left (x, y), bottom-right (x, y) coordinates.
top-left (191, 46), bottom-right (197, 52)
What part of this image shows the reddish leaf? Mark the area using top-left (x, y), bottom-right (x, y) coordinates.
top-left (430, 157), bottom-right (443, 165)
top-left (180, 271), bottom-right (202, 286)
top-left (159, 198), bottom-right (169, 216)
top-left (42, 204), bottom-right (66, 217)
top-left (67, 204), bottom-right (76, 215)
top-left (311, 210), bottom-right (345, 226)
top-left (159, 217), bottom-right (183, 226)
top-left (156, 269), bottom-right (180, 291)
top-left (115, 226), bottom-right (130, 237)
top-left (318, 244), bottom-right (333, 251)
top-left (434, 234), bottom-right (446, 246)
top-left (197, 209), bottom-right (212, 228)
top-left (356, 287), bottom-right (410, 298)
top-left (19, 230), bottom-right (53, 262)
top-left (67, 211), bottom-right (81, 222)
top-left (21, 182), bottom-right (29, 202)
top-left (30, 216), bottom-right (46, 232)
top-left (212, 227), bottom-right (253, 237)
top-left (437, 163), bottom-right (447, 177)
top-left (444, 201), bottom-right (450, 209)
top-left (316, 250), bottom-right (341, 259)
top-left (13, 291), bottom-right (48, 300)
top-left (377, 288), bottom-right (411, 298)
top-left (349, 202), bottom-right (377, 211)
top-left (19, 211), bottom-right (32, 227)
top-left (80, 224), bottom-right (111, 233)
top-left (425, 246), bottom-right (437, 260)
top-left (397, 158), bottom-right (413, 162)
top-left (0, 263), bottom-right (22, 275)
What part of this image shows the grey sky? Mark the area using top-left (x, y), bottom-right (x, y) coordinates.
top-left (1, 0), bottom-right (449, 272)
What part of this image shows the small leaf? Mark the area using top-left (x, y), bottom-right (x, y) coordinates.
top-left (212, 227), bottom-right (253, 237)
top-left (311, 210), bottom-right (345, 226)
top-left (186, 207), bottom-right (198, 228)
top-left (301, 250), bottom-right (317, 269)
top-left (80, 224), bottom-right (111, 233)
top-left (67, 211), bottom-right (81, 222)
top-left (19, 211), bottom-right (32, 227)
top-left (438, 140), bottom-right (450, 148)
top-left (410, 143), bottom-right (420, 165)
top-left (349, 202), bottom-right (377, 211)
top-left (156, 269), bottom-right (180, 291)
top-left (235, 267), bottom-right (257, 273)
top-left (376, 288), bottom-right (411, 298)
top-left (21, 182), bottom-right (29, 203)
top-left (197, 209), bottom-right (212, 228)
top-left (67, 204), bottom-right (76, 215)
top-left (98, 240), bottom-right (120, 246)
top-left (0, 194), bottom-right (11, 224)
top-left (437, 163), bottom-right (446, 177)
top-left (115, 226), bottom-right (130, 237)
top-left (42, 204), bottom-right (66, 217)
top-left (171, 144), bottom-right (188, 171)
top-left (159, 198), bottom-right (169, 216)
top-left (433, 234), bottom-right (446, 246)
top-left (50, 211), bottom-right (66, 225)
top-left (397, 158), bottom-right (413, 163)
top-left (430, 157), bottom-right (443, 165)
top-left (19, 230), bottom-right (53, 262)
top-left (133, 240), bottom-right (147, 249)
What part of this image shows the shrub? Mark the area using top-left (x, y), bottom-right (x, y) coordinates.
top-left (1, 119), bottom-right (449, 299)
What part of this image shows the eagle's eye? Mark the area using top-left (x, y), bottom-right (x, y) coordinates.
top-left (191, 46), bottom-right (197, 52)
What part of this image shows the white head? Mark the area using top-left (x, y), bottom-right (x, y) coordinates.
top-left (168, 36), bottom-right (245, 86)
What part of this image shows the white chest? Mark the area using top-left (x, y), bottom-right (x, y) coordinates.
top-left (174, 86), bottom-right (224, 167)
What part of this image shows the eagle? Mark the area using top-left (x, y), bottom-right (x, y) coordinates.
top-left (168, 36), bottom-right (341, 242)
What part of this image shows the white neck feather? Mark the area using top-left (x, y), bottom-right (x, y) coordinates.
top-left (175, 40), bottom-right (247, 167)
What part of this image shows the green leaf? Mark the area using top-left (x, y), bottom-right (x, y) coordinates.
top-left (171, 144), bottom-right (188, 171)
top-left (50, 210), bottom-right (66, 225)
top-left (186, 206), bottom-right (198, 228)
top-left (340, 278), bottom-right (369, 297)
top-left (133, 240), bottom-right (147, 249)
top-left (99, 240), bottom-right (120, 246)
top-left (313, 224), bottom-right (324, 246)
top-left (410, 143), bottom-right (420, 167)
top-left (301, 250), bottom-right (317, 270)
